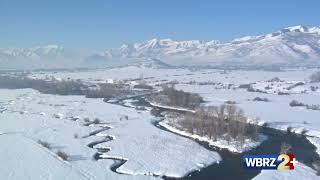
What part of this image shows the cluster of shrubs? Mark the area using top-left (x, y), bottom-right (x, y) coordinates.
top-left (186, 81), bottom-right (235, 89)
top-left (267, 77), bottom-right (282, 82)
top-left (289, 100), bottom-right (320, 111)
top-left (253, 97), bottom-right (270, 102)
top-left (83, 117), bottom-right (102, 126)
top-left (247, 86), bottom-right (266, 93)
top-left (148, 85), bottom-right (204, 109)
top-left (289, 100), bottom-right (305, 107)
top-left (186, 80), bottom-right (216, 85)
top-left (306, 104), bottom-right (320, 111)
top-left (133, 84), bottom-right (153, 89)
top-left (238, 84), bottom-right (251, 89)
top-left (264, 86), bottom-right (272, 90)
top-left (38, 140), bottom-right (51, 149)
top-left (225, 100), bottom-right (236, 104)
top-left (56, 151), bottom-right (69, 161)
top-left (176, 105), bottom-right (259, 145)
top-left (38, 140), bottom-right (69, 161)
top-left (311, 86), bottom-right (319, 92)
top-left (278, 92), bottom-right (290, 95)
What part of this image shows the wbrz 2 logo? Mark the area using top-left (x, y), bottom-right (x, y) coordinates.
top-left (243, 154), bottom-right (297, 170)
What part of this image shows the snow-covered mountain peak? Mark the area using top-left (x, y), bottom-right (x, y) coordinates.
top-left (282, 25), bottom-right (309, 33)
top-left (205, 40), bottom-right (220, 46)
top-left (135, 38), bottom-right (160, 50)
top-left (309, 26), bottom-right (320, 34)
top-left (30, 45), bottom-right (64, 55)
top-left (232, 35), bottom-right (263, 43)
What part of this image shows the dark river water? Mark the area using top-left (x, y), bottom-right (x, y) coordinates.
top-left (155, 121), bottom-right (320, 180)
top-left (182, 127), bottom-right (319, 180)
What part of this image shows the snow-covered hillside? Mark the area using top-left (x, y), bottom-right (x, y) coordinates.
top-left (91, 25), bottom-right (320, 67)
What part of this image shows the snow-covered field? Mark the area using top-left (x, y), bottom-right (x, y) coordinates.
top-left (0, 88), bottom-right (221, 179)
top-left (0, 134), bottom-right (88, 180)
top-left (29, 66), bottom-right (320, 138)
top-left (29, 66), bottom-right (316, 86)
top-left (3, 66), bottom-right (320, 179)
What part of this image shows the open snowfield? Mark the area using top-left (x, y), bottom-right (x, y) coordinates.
top-left (29, 66), bottom-right (316, 85)
top-left (30, 66), bottom-right (320, 138)
top-left (0, 134), bottom-right (88, 180)
top-left (3, 66), bottom-right (320, 179)
top-left (0, 88), bottom-right (220, 179)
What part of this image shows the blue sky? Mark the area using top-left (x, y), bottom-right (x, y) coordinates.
top-left (1, 0), bottom-right (320, 50)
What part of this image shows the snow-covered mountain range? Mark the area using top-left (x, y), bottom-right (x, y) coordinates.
top-left (0, 45), bottom-right (64, 60)
top-left (1, 25), bottom-right (320, 69)
top-left (0, 45), bottom-right (67, 69)
top-left (0, 45), bottom-right (86, 69)
top-left (92, 25), bottom-right (320, 67)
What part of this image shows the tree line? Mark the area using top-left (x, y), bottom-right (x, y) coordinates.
top-left (0, 75), bottom-right (131, 98)
top-left (174, 104), bottom-right (259, 145)
top-left (148, 84), bottom-right (204, 109)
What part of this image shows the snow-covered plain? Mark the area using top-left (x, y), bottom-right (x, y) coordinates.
top-left (0, 134), bottom-right (88, 180)
top-left (0, 88), bottom-right (221, 179)
top-left (29, 66), bottom-right (320, 138)
top-left (29, 66), bottom-right (317, 86)
top-left (6, 66), bottom-right (320, 179)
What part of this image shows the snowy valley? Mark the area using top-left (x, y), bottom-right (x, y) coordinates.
top-left (1, 65), bottom-right (320, 180)
top-left (3, 0), bottom-right (320, 179)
